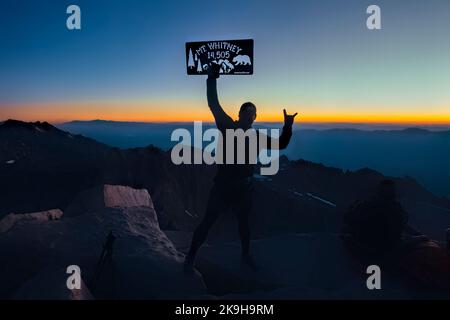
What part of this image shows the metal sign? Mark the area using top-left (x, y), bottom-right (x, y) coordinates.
top-left (186, 39), bottom-right (253, 75)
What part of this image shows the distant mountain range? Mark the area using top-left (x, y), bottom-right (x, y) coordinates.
top-left (1, 119), bottom-right (449, 242)
top-left (56, 119), bottom-right (450, 197)
top-left (285, 127), bottom-right (450, 198)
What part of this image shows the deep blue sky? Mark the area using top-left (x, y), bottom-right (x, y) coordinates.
top-left (1, 0), bottom-right (449, 123)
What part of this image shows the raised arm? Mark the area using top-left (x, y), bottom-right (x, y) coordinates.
top-left (207, 64), bottom-right (234, 129)
top-left (259, 109), bottom-right (297, 150)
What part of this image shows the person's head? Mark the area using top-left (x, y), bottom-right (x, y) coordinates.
top-left (376, 179), bottom-right (397, 202)
top-left (238, 102), bottom-right (257, 128)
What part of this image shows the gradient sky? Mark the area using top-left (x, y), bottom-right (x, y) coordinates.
top-left (1, 0), bottom-right (450, 124)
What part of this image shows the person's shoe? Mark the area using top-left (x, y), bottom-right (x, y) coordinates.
top-left (241, 254), bottom-right (258, 272)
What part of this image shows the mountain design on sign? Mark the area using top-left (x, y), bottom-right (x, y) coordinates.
top-left (212, 59), bottom-right (234, 74)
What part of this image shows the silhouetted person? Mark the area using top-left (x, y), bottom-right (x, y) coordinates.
top-left (184, 63), bottom-right (297, 272)
top-left (343, 180), bottom-right (409, 257)
top-left (91, 231), bottom-right (116, 288)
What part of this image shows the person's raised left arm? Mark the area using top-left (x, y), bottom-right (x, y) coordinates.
top-left (259, 109), bottom-right (298, 150)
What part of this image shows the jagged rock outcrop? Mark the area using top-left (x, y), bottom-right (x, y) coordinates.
top-left (0, 209), bottom-right (63, 233)
top-left (0, 120), bottom-right (215, 232)
top-left (65, 184), bottom-right (153, 216)
top-left (0, 185), bottom-right (206, 299)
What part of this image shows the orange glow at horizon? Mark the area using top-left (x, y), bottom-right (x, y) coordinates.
top-left (1, 101), bottom-right (450, 126)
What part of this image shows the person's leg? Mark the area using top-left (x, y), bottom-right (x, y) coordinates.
top-left (184, 183), bottom-right (228, 269)
top-left (233, 181), bottom-right (254, 267)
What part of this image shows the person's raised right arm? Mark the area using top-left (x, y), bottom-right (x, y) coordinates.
top-left (207, 64), bottom-right (234, 129)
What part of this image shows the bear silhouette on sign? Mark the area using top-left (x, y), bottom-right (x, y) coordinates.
top-left (233, 55), bottom-right (252, 65)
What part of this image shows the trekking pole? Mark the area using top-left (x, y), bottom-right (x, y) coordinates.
top-left (90, 231), bottom-right (116, 291)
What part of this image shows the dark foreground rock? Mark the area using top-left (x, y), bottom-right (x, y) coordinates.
top-left (168, 231), bottom-right (450, 299)
top-left (0, 185), bottom-right (206, 299)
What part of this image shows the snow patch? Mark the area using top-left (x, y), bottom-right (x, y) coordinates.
top-left (184, 210), bottom-right (198, 218)
top-left (306, 193), bottom-right (336, 207)
top-left (288, 188), bottom-right (304, 197)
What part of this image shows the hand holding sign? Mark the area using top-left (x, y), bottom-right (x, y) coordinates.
top-left (283, 109), bottom-right (298, 127)
top-left (207, 62), bottom-right (221, 79)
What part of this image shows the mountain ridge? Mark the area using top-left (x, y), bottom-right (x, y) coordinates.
top-left (59, 119), bottom-right (450, 134)
top-left (1, 120), bottom-right (449, 242)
